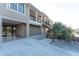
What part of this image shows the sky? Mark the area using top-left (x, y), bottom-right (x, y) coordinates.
top-left (28, 0), bottom-right (79, 29)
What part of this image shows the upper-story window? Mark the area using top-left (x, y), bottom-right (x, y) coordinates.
top-left (10, 3), bottom-right (17, 10)
top-left (18, 3), bottom-right (24, 13)
top-left (7, 3), bottom-right (24, 14)
top-left (37, 15), bottom-right (41, 23)
top-left (30, 9), bottom-right (36, 21)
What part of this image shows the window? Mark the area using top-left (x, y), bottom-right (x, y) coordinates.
top-left (10, 3), bottom-right (17, 10)
top-left (30, 9), bottom-right (36, 21)
top-left (7, 3), bottom-right (24, 14)
top-left (18, 3), bottom-right (24, 13)
top-left (30, 15), bottom-right (36, 21)
top-left (37, 15), bottom-right (41, 23)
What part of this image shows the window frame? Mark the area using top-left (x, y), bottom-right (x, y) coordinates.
top-left (6, 3), bottom-right (25, 15)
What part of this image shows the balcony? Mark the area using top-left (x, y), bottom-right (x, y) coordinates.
top-left (30, 15), bottom-right (36, 22)
top-left (29, 15), bottom-right (42, 26)
top-left (37, 19), bottom-right (41, 23)
top-left (42, 20), bottom-right (51, 28)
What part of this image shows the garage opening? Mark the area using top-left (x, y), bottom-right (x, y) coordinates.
top-left (29, 24), bottom-right (42, 36)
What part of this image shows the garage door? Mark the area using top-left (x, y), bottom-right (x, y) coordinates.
top-left (30, 25), bottom-right (42, 36)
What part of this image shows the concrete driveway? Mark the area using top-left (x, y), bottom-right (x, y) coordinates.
top-left (0, 35), bottom-right (79, 56)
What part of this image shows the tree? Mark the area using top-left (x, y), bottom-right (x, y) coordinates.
top-left (63, 27), bottom-right (75, 41)
top-left (51, 22), bottom-right (75, 42)
top-left (51, 22), bottom-right (65, 39)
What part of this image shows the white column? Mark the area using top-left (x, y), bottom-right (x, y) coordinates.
top-left (0, 15), bottom-right (2, 44)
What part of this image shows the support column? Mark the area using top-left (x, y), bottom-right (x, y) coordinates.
top-left (41, 25), bottom-right (43, 35)
top-left (0, 15), bottom-right (2, 44)
top-left (16, 24), bottom-right (26, 37)
top-left (36, 12), bottom-right (38, 22)
top-left (26, 23), bottom-right (29, 37)
top-left (41, 16), bottom-right (43, 34)
top-left (41, 16), bottom-right (42, 23)
top-left (26, 7), bottom-right (30, 37)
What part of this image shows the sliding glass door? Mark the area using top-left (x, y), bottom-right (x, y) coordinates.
top-left (2, 25), bottom-right (16, 37)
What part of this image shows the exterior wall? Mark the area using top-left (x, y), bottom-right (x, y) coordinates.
top-left (0, 3), bottom-right (52, 40)
top-left (16, 23), bottom-right (26, 37)
top-left (29, 24), bottom-right (42, 36)
top-left (26, 4), bottom-right (42, 37)
top-left (0, 3), bottom-right (30, 38)
top-left (0, 15), bottom-right (2, 44)
top-left (0, 3), bottom-right (27, 23)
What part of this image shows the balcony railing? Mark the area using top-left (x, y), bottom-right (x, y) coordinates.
top-left (37, 19), bottom-right (41, 23)
top-left (30, 15), bottom-right (42, 23)
top-left (42, 20), bottom-right (50, 26)
top-left (30, 15), bottom-right (36, 21)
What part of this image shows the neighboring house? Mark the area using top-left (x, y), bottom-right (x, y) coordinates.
top-left (0, 3), bottom-right (53, 43)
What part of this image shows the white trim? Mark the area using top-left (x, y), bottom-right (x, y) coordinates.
top-left (29, 20), bottom-right (42, 26)
top-left (6, 3), bottom-right (26, 16)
